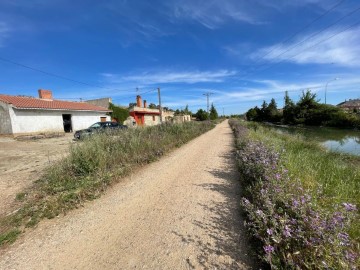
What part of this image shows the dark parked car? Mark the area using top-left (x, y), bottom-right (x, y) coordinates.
top-left (74, 121), bottom-right (127, 140)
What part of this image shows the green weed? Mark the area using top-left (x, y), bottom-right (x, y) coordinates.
top-left (0, 121), bottom-right (215, 246)
top-left (0, 229), bottom-right (21, 246)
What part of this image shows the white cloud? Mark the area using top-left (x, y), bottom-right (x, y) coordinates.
top-left (168, 0), bottom-right (266, 29)
top-left (0, 22), bottom-right (10, 47)
top-left (166, 0), bottom-right (335, 29)
top-left (103, 70), bottom-right (237, 84)
top-left (252, 26), bottom-right (360, 67)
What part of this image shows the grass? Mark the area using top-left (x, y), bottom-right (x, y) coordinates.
top-left (229, 119), bottom-right (359, 268)
top-left (0, 121), bottom-right (215, 247)
top-left (246, 122), bottom-right (360, 238)
top-left (249, 124), bottom-right (359, 204)
top-left (0, 229), bottom-right (21, 246)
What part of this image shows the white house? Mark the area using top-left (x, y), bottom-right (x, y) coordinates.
top-left (0, 89), bottom-right (111, 136)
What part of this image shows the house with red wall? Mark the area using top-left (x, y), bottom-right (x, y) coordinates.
top-left (129, 95), bottom-right (161, 126)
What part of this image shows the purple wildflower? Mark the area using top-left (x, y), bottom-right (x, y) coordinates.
top-left (332, 212), bottom-right (344, 226)
top-left (266, 228), bottom-right (273, 235)
top-left (292, 199), bottom-right (299, 208)
top-left (345, 250), bottom-right (357, 262)
top-left (264, 245), bottom-right (275, 254)
top-left (283, 225), bottom-right (292, 238)
top-left (300, 196), bottom-right (307, 204)
top-left (337, 232), bottom-right (349, 246)
top-left (342, 203), bottom-right (357, 212)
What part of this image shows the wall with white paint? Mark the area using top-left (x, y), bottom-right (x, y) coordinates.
top-left (71, 111), bottom-right (110, 131)
top-left (7, 108), bottom-right (109, 135)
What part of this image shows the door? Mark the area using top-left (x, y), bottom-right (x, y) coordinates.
top-left (62, 114), bottom-right (72, 132)
top-left (100, 117), bottom-right (107, 122)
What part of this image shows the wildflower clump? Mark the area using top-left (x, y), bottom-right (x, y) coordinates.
top-left (229, 119), bottom-right (359, 269)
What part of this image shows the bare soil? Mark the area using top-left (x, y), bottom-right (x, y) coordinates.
top-left (0, 121), bottom-right (258, 269)
top-left (0, 134), bottom-right (74, 216)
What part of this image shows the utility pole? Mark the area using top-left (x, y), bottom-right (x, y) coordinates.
top-left (158, 87), bottom-right (163, 123)
top-left (222, 107), bottom-right (225, 117)
top-left (203, 92), bottom-right (213, 120)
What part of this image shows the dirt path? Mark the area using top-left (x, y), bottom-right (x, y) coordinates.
top-left (0, 120), bottom-right (257, 269)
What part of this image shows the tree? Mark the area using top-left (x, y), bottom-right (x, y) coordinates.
top-left (109, 103), bottom-right (129, 123)
top-left (267, 98), bottom-right (281, 122)
top-left (195, 109), bottom-right (209, 121)
top-left (298, 89), bottom-right (319, 110)
top-left (296, 90), bottom-right (320, 124)
top-left (209, 103), bottom-right (218, 120)
top-left (246, 108), bottom-right (258, 121)
top-left (183, 105), bottom-right (192, 116)
top-left (148, 103), bottom-right (157, 109)
top-left (283, 91), bottom-right (297, 124)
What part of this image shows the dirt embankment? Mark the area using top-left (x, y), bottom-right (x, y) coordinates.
top-left (0, 134), bottom-right (73, 216)
top-left (0, 121), bottom-right (258, 269)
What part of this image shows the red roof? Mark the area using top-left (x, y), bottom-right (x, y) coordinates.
top-left (0, 94), bottom-right (111, 112)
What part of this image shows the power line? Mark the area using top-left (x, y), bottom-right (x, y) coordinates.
top-left (0, 56), bottom-right (131, 92)
top-left (203, 92), bottom-right (213, 120)
top-left (246, 19), bottom-right (360, 77)
top-left (250, 0), bottom-right (346, 66)
top-left (243, 4), bottom-right (360, 79)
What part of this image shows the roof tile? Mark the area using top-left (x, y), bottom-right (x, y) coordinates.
top-left (0, 94), bottom-right (111, 112)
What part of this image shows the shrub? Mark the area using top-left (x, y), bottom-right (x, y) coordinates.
top-left (0, 121), bottom-right (214, 246)
top-left (229, 119), bottom-right (359, 269)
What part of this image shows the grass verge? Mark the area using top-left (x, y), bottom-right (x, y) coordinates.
top-left (229, 119), bottom-right (359, 269)
top-left (0, 121), bottom-right (215, 247)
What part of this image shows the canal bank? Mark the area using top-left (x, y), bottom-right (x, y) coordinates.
top-left (267, 124), bottom-right (360, 156)
top-left (229, 119), bottom-right (359, 269)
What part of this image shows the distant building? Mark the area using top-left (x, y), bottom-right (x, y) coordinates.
top-left (337, 99), bottom-right (360, 112)
top-left (129, 95), bottom-right (175, 126)
top-left (173, 115), bottom-right (191, 124)
top-left (0, 89), bottom-right (111, 136)
top-left (129, 95), bottom-right (161, 126)
top-left (85, 97), bottom-right (112, 109)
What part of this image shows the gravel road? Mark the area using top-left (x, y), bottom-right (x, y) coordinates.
top-left (0, 120), bottom-right (257, 269)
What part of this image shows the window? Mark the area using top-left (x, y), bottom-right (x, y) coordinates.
top-left (89, 123), bottom-right (101, 129)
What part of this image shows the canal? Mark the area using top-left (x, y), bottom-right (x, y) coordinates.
top-left (271, 125), bottom-right (360, 156)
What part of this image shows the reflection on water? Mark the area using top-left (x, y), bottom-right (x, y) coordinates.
top-left (271, 125), bottom-right (360, 156)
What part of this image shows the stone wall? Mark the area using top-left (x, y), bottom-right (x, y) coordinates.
top-left (144, 115), bottom-right (160, 126)
top-left (0, 102), bottom-right (12, 134)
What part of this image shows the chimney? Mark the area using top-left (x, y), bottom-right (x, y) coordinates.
top-left (144, 100), bottom-right (147, 108)
top-left (136, 95), bottom-right (142, 107)
top-left (38, 89), bottom-right (53, 100)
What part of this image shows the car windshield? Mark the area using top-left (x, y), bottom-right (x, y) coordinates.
top-left (89, 123), bottom-right (101, 129)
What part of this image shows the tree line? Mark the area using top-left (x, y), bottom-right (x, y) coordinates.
top-left (246, 90), bottom-right (360, 128)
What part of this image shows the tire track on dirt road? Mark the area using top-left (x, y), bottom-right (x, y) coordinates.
top-left (0, 120), bottom-right (257, 269)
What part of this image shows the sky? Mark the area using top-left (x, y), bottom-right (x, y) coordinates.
top-left (0, 0), bottom-right (359, 115)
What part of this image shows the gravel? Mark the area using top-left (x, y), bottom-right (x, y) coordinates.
top-left (0, 120), bottom-right (257, 269)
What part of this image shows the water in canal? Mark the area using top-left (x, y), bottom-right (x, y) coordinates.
top-left (271, 125), bottom-right (360, 156)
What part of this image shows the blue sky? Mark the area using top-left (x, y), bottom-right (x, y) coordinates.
top-left (0, 0), bottom-right (359, 114)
